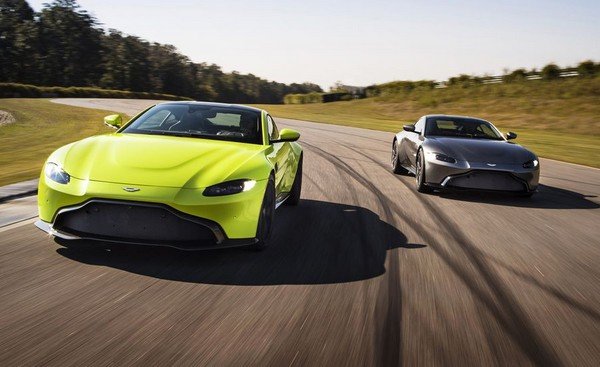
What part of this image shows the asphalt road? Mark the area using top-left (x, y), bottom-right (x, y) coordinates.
top-left (1, 99), bottom-right (599, 366)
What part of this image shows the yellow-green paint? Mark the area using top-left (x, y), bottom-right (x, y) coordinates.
top-left (38, 105), bottom-right (302, 239)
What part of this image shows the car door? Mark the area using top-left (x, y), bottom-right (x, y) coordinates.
top-left (265, 114), bottom-right (292, 197)
top-left (405, 117), bottom-right (426, 169)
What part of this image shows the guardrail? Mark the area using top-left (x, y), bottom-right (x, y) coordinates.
top-left (435, 71), bottom-right (581, 88)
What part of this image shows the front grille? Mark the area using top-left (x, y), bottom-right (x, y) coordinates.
top-left (445, 171), bottom-right (526, 192)
top-left (54, 200), bottom-right (217, 246)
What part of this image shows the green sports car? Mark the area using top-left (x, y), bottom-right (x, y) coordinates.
top-left (35, 102), bottom-right (303, 250)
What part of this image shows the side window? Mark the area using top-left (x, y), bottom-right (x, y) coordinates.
top-left (478, 123), bottom-right (494, 136)
top-left (267, 115), bottom-right (279, 141)
top-left (414, 117), bottom-right (425, 133)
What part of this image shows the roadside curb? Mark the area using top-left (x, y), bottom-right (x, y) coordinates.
top-left (0, 179), bottom-right (38, 203)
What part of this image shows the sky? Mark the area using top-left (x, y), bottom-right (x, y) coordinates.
top-left (27, 0), bottom-right (600, 89)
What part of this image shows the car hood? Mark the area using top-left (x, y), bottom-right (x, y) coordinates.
top-left (426, 137), bottom-right (535, 164)
top-left (60, 133), bottom-right (270, 188)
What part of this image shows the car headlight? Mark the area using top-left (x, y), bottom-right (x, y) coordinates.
top-left (203, 179), bottom-right (256, 196)
top-left (44, 162), bottom-right (70, 184)
top-left (523, 159), bottom-right (539, 169)
top-left (434, 153), bottom-right (457, 164)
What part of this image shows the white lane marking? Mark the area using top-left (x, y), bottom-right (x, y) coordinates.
top-left (299, 315), bottom-right (309, 331)
top-left (0, 217), bottom-right (37, 233)
top-left (289, 350), bottom-right (300, 367)
top-left (534, 266), bottom-right (544, 277)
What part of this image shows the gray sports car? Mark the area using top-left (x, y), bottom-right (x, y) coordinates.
top-left (391, 115), bottom-right (540, 196)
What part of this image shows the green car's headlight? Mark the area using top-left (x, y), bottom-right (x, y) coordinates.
top-left (203, 179), bottom-right (256, 196)
top-left (44, 162), bottom-right (70, 184)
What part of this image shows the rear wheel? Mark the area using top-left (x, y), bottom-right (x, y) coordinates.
top-left (391, 140), bottom-right (408, 174)
top-left (285, 155), bottom-right (302, 206)
top-left (250, 176), bottom-right (276, 251)
top-left (415, 150), bottom-right (433, 193)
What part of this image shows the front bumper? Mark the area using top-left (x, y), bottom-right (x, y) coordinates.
top-left (424, 156), bottom-right (539, 192)
top-left (34, 219), bottom-right (257, 250)
top-left (37, 175), bottom-right (268, 248)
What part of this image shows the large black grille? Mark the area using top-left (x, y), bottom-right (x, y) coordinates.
top-left (54, 200), bottom-right (218, 246)
top-left (446, 171), bottom-right (526, 192)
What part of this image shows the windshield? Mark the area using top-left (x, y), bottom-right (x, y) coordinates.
top-left (424, 117), bottom-right (503, 140)
top-left (121, 104), bottom-right (263, 144)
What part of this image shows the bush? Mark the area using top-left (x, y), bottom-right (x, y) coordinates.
top-left (365, 80), bottom-right (436, 97)
top-left (541, 63), bottom-right (561, 80)
top-left (0, 83), bottom-right (192, 100)
top-left (578, 60), bottom-right (598, 78)
top-left (503, 69), bottom-right (528, 83)
top-left (283, 92), bottom-right (323, 104)
top-left (283, 91), bottom-right (356, 104)
top-left (322, 92), bottom-right (352, 103)
top-left (448, 74), bottom-right (482, 87)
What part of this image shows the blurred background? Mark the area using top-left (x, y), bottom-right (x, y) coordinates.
top-left (1, 2), bottom-right (600, 366)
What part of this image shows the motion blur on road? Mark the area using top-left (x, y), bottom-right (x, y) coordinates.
top-left (0, 99), bottom-right (598, 366)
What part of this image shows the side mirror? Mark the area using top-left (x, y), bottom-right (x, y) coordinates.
top-left (272, 128), bottom-right (300, 143)
top-left (403, 124), bottom-right (416, 133)
top-left (104, 114), bottom-right (122, 129)
top-left (506, 131), bottom-right (517, 140)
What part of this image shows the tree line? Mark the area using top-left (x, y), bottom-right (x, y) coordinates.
top-left (0, 0), bottom-right (322, 103)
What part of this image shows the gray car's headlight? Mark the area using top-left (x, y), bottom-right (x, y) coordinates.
top-left (523, 159), bottom-right (539, 169)
top-left (44, 162), bottom-right (70, 184)
top-left (434, 153), bottom-right (457, 164)
top-left (203, 179), bottom-right (256, 196)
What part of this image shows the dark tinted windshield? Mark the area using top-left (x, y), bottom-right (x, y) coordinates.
top-left (121, 104), bottom-right (262, 144)
top-left (425, 117), bottom-right (503, 140)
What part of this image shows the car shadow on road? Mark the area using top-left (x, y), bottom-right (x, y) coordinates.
top-left (437, 184), bottom-right (599, 209)
top-left (55, 199), bottom-right (424, 285)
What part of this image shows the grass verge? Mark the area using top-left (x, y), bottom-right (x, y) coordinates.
top-left (0, 99), bottom-right (127, 186)
top-left (0, 95), bottom-right (597, 188)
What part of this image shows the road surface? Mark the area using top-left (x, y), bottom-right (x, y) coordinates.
top-left (0, 99), bottom-right (599, 366)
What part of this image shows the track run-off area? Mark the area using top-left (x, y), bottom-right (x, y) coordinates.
top-left (0, 99), bottom-right (598, 366)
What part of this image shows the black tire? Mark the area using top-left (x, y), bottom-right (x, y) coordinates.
top-left (250, 175), bottom-right (276, 251)
top-left (521, 191), bottom-right (535, 198)
top-left (415, 150), bottom-right (433, 193)
top-left (285, 154), bottom-right (302, 206)
top-left (391, 140), bottom-right (408, 174)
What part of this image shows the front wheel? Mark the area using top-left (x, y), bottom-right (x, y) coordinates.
top-left (415, 150), bottom-right (433, 193)
top-left (250, 176), bottom-right (276, 251)
top-left (392, 140), bottom-right (408, 174)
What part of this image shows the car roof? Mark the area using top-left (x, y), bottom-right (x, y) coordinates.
top-left (157, 101), bottom-right (263, 114)
top-left (424, 114), bottom-right (489, 122)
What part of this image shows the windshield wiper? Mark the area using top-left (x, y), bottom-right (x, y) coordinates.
top-left (432, 133), bottom-right (472, 138)
top-left (136, 129), bottom-right (206, 138)
top-left (131, 129), bottom-right (253, 143)
top-left (472, 136), bottom-right (503, 140)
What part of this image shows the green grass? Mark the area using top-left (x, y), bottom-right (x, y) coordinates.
top-left (255, 78), bottom-right (600, 168)
top-left (0, 99), bottom-right (128, 186)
